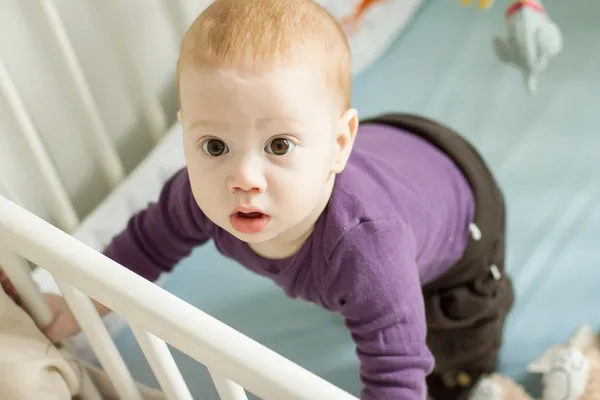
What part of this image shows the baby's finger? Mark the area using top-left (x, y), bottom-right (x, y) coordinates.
top-left (0, 273), bottom-right (15, 289)
top-left (0, 275), bottom-right (19, 302)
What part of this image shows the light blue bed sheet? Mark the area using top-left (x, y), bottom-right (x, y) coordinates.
top-left (111, 0), bottom-right (600, 398)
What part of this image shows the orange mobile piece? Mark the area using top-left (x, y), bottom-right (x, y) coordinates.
top-left (460, 0), bottom-right (495, 9)
top-left (342, 0), bottom-right (389, 31)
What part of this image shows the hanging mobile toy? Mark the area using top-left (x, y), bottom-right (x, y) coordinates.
top-left (341, 0), bottom-right (390, 35)
top-left (493, 0), bottom-right (563, 94)
top-left (458, 0), bottom-right (495, 10)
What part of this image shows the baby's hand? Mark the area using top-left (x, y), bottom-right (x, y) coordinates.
top-left (42, 293), bottom-right (83, 343)
top-left (42, 293), bottom-right (112, 343)
top-left (1, 266), bottom-right (81, 342)
top-left (1, 266), bottom-right (111, 343)
top-left (0, 267), bottom-right (20, 303)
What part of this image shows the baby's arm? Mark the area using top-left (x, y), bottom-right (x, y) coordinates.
top-left (322, 219), bottom-right (433, 400)
top-left (2, 168), bottom-right (209, 343)
top-left (102, 167), bottom-right (212, 282)
top-left (40, 168), bottom-right (212, 342)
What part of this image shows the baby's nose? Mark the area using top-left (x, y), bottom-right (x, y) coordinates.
top-left (228, 159), bottom-right (266, 193)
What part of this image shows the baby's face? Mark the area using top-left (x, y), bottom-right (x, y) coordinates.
top-left (178, 63), bottom-right (354, 247)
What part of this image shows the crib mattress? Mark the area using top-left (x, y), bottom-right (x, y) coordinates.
top-left (35, 0), bottom-right (600, 398)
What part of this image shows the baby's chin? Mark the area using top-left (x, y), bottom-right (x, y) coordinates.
top-left (225, 225), bottom-right (283, 247)
top-left (214, 216), bottom-right (281, 244)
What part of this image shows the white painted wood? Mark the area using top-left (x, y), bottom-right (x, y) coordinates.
top-left (0, 246), bottom-right (54, 327)
top-left (161, 0), bottom-right (189, 42)
top-left (0, 58), bottom-right (79, 232)
top-left (0, 194), bottom-right (359, 400)
top-left (99, 1), bottom-right (168, 144)
top-left (39, 0), bottom-right (125, 188)
top-left (129, 324), bottom-right (194, 400)
top-left (209, 370), bottom-right (249, 400)
top-left (56, 282), bottom-right (144, 400)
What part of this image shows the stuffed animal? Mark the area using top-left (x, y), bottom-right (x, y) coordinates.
top-left (0, 283), bottom-right (165, 400)
top-left (341, 0), bottom-right (390, 34)
top-left (468, 325), bottom-right (600, 400)
top-left (528, 325), bottom-right (600, 400)
top-left (492, 0), bottom-right (563, 94)
top-left (469, 372), bottom-right (534, 400)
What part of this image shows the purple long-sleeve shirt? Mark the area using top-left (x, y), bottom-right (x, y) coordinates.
top-left (104, 122), bottom-right (475, 399)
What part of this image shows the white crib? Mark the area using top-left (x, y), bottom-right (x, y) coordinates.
top-left (0, 0), bottom-right (424, 398)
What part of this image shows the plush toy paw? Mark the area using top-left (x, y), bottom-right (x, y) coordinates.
top-left (527, 325), bottom-right (600, 400)
top-left (468, 373), bottom-right (534, 400)
top-left (540, 348), bottom-right (589, 400)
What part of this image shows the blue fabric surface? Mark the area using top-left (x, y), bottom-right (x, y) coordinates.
top-left (112, 0), bottom-right (600, 398)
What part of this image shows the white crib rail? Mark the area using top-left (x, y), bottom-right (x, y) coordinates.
top-left (39, 0), bottom-right (125, 189)
top-left (58, 282), bottom-right (147, 400)
top-left (0, 58), bottom-right (80, 233)
top-left (160, 0), bottom-right (189, 44)
top-left (97, 1), bottom-right (168, 144)
top-left (2, 0), bottom-right (181, 233)
top-left (0, 194), bottom-right (359, 400)
top-left (0, 247), bottom-right (109, 400)
top-left (129, 323), bottom-right (194, 400)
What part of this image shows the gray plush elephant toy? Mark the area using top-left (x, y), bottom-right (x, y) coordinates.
top-left (493, 0), bottom-right (563, 94)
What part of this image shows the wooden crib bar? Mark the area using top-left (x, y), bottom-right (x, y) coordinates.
top-left (129, 323), bottom-right (195, 400)
top-left (0, 58), bottom-right (80, 233)
top-left (210, 371), bottom-right (249, 400)
top-left (99, 1), bottom-right (168, 144)
top-left (39, 0), bottom-right (125, 189)
top-left (160, 0), bottom-right (189, 45)
top-left (57, 282), bottom-right (145, 400)
top-left (2, 0), bottom-right (181, 234)
top-left (0, 194), bottom-right (359, 400)
top-left (0, 246), bottom-right (54, 327)
top-left (0, 247), bottom-right (107, 400)
top-left (1, 1), bottom-right (361, 397)
top-left (1, 239), bottom-right (194, 400)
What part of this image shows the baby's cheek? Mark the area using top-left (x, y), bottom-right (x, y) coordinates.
top-left (277, 169), bottom-right (323, 206)
top-left (189, 173), bottom-right (223, 206)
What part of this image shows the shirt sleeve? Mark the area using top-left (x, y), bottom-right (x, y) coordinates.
top-left (102, 168), bottom-right (212, 282)
top-left (321, 218), bottom-right (434, 400)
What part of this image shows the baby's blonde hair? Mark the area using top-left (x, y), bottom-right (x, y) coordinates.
top-left (177, 0), bottom-right (352, 109)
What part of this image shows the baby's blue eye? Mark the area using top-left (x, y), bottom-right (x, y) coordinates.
top-left (265, 138), bottom-right (294, 156)
top-left (202, 139), bottom-right (228, 156)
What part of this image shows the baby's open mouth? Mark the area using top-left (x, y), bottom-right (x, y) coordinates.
top-left (236, 211), bottom-right (264, 219)
top-left (230, 210), bottom-right (270, 234)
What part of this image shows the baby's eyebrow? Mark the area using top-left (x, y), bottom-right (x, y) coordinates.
top-left (255, 117), bottom-right (306, 131)
top-left (257, 116), bottom-right (301, 123)
top-left (187, 119), bottom-right (229, 131)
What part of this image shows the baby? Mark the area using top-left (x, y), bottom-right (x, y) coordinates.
top-left (2, 0), bottom-right (515, 399)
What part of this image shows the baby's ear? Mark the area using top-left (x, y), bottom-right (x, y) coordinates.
top-left (341, 108), bottom-right (359, 138)
top-left (331, 108), bottom-right (359, 174)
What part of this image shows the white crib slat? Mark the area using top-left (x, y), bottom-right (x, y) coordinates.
top-left (0, 195), bottom-right (360, 400)
top-left (0, 58), bottom-right (80, 233)
top-left (39, 0), bottom-right (125, 188)
top-left (209, 370), bottom-right (249, 400)
top-left (161, 0), bottom-right (188, 43)
top-left (77, 371), bottom-right (104, 400)
top-left (0, 247), bottom-right (54, 327)
top-left (130, 324), bottom-right (194, 400)
top-left (56, 282), bottom-right (144, 400)
top-left (98, 1), bottom-right (168, 144)
top-left (0, 174), bottom-right (23, 207)
top-left (0, 248), bottom-right (106, 400)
